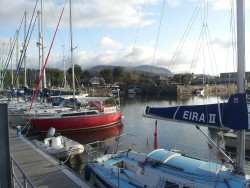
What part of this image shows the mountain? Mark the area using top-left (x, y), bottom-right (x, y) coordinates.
top-left (87, 65), bottom-right (173, 77)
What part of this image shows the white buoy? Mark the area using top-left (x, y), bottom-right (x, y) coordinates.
top-left (46, 127), bottom-right (55, 138)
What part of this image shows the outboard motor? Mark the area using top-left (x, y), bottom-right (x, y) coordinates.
top-left (46, 127), bottom-right (55, 138)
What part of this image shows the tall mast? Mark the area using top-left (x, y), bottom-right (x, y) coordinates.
top-left (16, 30), bottom-right (19, 89)
top-left (236, 0), bottom-right (245, 173)
top-left (41, 0), bottom-right (46, 89)
top-left (24, 11), bottom-right (27, 87)
top-left (37, 10), bottom-right (42, 92)
top-left (70, 0), bottom-right (75, 100)
top-left (10, 38), bottom-right (13, 86)
top-left (62, 45), bottom-right (67, 88)
top-left (1, 43), bottom-right (4, 91)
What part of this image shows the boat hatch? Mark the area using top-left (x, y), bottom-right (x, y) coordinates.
top-left (198, 162), bottom-right (226, 174)
top-left (112, 159), bottom-right (138, 173)
top-left (146, 149), bottom-right (181, 164)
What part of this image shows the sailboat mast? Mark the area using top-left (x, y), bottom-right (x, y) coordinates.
top-left (1, 43), bottom-right (4, 91)
top-left (38, 10), bottom-right (42, 92)
top-left (24, 11), bottom-right (27, 87)
top-left (10, 38), bottom-right (13, 86)
top-left (16, 30), bottom-right (19, 89)
top-left (70, 0), bottom-right (75, 100)
top-left (41, 0), bottom-right (46, 89)
top-left (62, 45), bottom-right (67, 88)
top-left (236, 0), bottom-right (245, 173)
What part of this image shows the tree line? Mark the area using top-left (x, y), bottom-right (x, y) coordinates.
top-left (3, 65), bottom-right (155, 88)
top-left (3, 65), bottom-right (193, 89)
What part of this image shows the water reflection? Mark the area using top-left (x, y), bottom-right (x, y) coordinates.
top-left (64, 123), bottom-right (124, 174)
top-left (61, 122), bottom-right (124, 145)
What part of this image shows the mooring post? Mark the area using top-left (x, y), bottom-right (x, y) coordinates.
top-left (0, 103), bottom-right (11, 188)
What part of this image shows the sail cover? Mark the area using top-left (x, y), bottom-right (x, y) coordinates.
top-left (144, 93), bottom-right (249, 130)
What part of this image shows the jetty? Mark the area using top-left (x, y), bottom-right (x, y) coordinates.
top-left (8, 128), bottom-right (90, 188)
top-left (0, 103), bottom-right (89, 188)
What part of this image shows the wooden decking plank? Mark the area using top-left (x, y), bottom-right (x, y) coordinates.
top-left (9, 128), bottom-right (90, 188)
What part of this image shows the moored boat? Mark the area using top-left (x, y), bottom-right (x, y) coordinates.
top-left (32, 127), bottom-right (84, 159)
top-left (28, 98), bottom-right (123, 132)
top-left (84, 133), bottom-right (250, 188)
top-left (29, 110), bottom-right (123, 132)
top-left (223, 131), bottom-right (250, 150)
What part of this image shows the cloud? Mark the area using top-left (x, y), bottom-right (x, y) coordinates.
top-left (0, 0), bottom-right (158, 29)
top-left (166, 0), bottom-right (182, 8)
top-left (23, 30), bottom-right (250, 78)
top-left (99, 37), bottom-right (122, 49)
top-left (208, 0), bottom-right (250, 11)
top-left (1, 0), bottom-right (250, 78)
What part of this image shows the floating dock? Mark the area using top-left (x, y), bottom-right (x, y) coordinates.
top-left (9, 128), bottom-right (90, 188)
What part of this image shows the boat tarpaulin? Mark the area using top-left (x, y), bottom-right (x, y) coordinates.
top-left (144, 93), bottom-right (249, 130)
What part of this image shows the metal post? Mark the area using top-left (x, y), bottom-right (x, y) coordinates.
top-left (236, 0), bottom-right (245, 174)
top-left (0, 103), bottom-right (11, 188)
top-left (16, 30), bottom-right (19, 89)
top-left (41, 0), bottom-right (46, 89)
top-left (24, 11), bottom-right (27, 87)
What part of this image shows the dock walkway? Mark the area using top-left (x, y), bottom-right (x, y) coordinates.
top-left (9, 129), bottom-right (90, 188)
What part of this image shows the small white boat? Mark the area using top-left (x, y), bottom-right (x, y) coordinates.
top-left (33, 128), bottom-right (84, 159)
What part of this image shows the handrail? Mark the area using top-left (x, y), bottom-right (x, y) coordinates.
top-left (11, 155), bottom-right (36, 188)
top-left (85, 134), bottom-right (135, 162)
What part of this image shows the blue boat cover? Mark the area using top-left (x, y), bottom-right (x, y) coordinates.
top-left (145, 93), bottom-right (249, 130)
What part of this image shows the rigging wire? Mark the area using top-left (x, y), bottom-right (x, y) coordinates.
top-left (145, 0), bottom-right (166, 103)
top-left (14, 0), bottom-right (39, 86)
top-left (2, 33), bottom-right (18, 80)
top-left (2, 14), bottom-right (25, 82)
top-left (189, 26), bottom-right (204, 74)
top-left (75, 0), bottom-right (95, 52)
top-left (30, 0), bottom-right (67, 110)
top-left (168, 0), bottom-right (203, 72)
top-left (14, 14), bottom-right (38, 87)
top-left (2, 41), bottom-right (10, 70)
top-left (226, 0), bottom-right (237, 83)
top-left (128, 0), bottom-right (146, 69)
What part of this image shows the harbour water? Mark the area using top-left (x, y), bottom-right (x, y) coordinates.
top-left (61, 93), bottom-right (250, 175)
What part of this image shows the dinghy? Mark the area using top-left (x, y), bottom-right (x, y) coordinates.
top-left (32, 127), bottom-right (84, 159)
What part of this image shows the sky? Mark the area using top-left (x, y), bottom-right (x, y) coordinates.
top-left (0, 0), bottom-right (250, 76)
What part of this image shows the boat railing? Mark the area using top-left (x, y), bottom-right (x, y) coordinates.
top-left (11, 155), bottom-right (36, 188)
top-left (85, 134), bottom-right (135, 162)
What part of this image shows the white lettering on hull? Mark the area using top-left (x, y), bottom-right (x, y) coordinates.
top-left (183, 111), bottom-right (216, 124)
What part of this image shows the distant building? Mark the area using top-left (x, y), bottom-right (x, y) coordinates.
top-left (220, 72), bottom-right (250, 83)
top-left (151, 76), bottom-right (171, 86)
top-left (190, 75), bottom-right (219, 85)
top-left (90, 77), bottom-right (105, 86)
top-left (81, 76), bottom-right (106, 87)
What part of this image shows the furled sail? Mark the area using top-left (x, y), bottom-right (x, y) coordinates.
top-left (144, 93), bottom-right (249, 130)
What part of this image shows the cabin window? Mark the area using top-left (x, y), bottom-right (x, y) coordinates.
top-left (164, 181), bottom-right (179, 188)
top-left (183, 186), bottom-right (191, 188)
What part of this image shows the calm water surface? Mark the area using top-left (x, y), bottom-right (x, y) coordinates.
top-left (121, 94), bottom-right (229, 160)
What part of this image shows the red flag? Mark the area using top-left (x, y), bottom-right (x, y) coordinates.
top-left (154, 120), bottom-right (158, 149)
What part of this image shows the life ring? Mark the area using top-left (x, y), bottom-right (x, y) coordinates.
top-left (84, 164), bottom-right (91, 181)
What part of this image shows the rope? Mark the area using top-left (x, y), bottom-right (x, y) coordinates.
top-left (61, 147), bottom-right (73, 164)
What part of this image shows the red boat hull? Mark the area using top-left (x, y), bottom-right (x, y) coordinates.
top-left (30, 112), bottom-right (123, 132)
